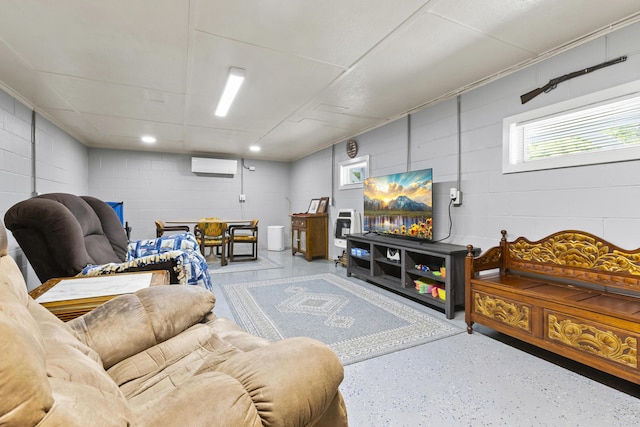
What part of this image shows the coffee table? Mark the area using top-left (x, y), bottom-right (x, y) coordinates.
top-left (29, 270), bottom-right (169, 321)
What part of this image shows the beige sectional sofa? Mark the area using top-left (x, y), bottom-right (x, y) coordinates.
top-left (0, 222), bottom-right (348, 426)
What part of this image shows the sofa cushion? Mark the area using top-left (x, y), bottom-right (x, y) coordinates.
top-left (0, 253), bottom-right (130, 425)
top-left (215, 337), bottom-right (345, 427)
top-left (0, 253), bottom-right (41, 328)
top-left (109, 323), bottom-right (240, 401)
top-left (0, 310), bottom-right (52, 426)
top-left (69, 285), bottom-right (216, 369)
top-left (28, 301), bottom-right (124, 397)
top-left (133, 372), bottom-right (263, 427)
top-left (1, 301), bottom-right (133, 426)
top-left (42, 379), bottom-right (133, 426)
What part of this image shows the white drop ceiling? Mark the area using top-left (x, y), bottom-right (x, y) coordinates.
top-left (0, 0), bottom-right (639, 161)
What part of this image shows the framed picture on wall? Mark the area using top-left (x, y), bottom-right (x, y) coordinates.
top-left (307, 199), bottom-right (320, 214)
top-left (317, 197), bottom-right (329, 213)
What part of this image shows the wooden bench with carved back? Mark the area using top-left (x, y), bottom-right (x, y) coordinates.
top-left (465, 230), bottom-right (640, 384)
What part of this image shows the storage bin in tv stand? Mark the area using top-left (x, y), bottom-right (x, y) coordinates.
top-left (346, 233), bottom-right (477, 319)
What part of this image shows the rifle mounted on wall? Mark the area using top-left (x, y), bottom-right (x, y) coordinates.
top-left (520, 55), bottom-right (627, 104)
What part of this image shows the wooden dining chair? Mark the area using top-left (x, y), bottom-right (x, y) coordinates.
top-left (194, 218), bottom-right (229, 266)
top-left (229, 219), bottom-right (258, 262)
top-left (155, 220), bottom-right (189, 238)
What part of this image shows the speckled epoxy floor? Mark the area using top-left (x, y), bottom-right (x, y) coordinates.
top-left (209, 250), bottom-right (640, 427)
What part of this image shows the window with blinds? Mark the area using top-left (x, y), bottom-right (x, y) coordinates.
top-left (503, 80), bottom-right (640, 173)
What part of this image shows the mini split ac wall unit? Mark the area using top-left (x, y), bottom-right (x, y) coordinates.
top-left (191, 157), bottom-right (238, 175)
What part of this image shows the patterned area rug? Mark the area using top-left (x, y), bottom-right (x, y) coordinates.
top-left (208, 256), bottom-right (283, 274)
top-left (221, 273), bottom-right (463, 365)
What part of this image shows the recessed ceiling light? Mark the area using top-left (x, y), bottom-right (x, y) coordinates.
top-left (141, 135), bottom-right (156, 144)
top-left (249, 145), bottom-right (261, 152)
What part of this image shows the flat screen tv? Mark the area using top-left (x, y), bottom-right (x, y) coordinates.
top-left (363, 168), bottom-right (433, 240)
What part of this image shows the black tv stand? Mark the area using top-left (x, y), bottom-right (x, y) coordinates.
top-left (346, 233), bottom-right (479, 319)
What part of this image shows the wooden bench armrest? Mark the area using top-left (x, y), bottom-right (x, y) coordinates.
top-left (466, 245), bottom-right (502, 274)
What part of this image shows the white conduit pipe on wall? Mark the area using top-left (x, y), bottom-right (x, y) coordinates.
top-left (456, 95), bottom-right (462, 193)
top-left (331, 144), bottom-right (335, 207)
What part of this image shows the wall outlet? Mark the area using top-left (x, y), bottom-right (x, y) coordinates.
top-left (449, 187), bottom-right (462, 205)
top-left (454, 190), bottom-right (462, 205)
top-left (239, 194), bottom-right (246, 202)
top-left (449, 188), bottom-right (457, 200)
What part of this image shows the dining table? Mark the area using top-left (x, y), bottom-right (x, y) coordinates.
top-left (165, 219), bottom-right (255, 266)
top-left (165, 219), bottom-right (253, 226)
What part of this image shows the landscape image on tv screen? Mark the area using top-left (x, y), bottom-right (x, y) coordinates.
top-left (363, 168), bottom-right (433, 240)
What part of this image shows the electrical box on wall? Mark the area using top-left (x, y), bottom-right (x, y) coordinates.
top-left (191, 157), bottom-right (238, 175)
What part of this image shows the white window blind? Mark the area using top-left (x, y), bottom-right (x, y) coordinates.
top-left (503, 80), bottom-right (640, 173)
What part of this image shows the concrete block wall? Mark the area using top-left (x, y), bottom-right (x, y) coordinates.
top-left (291, 21), bottom-right (640, 258)
top-left (289, 148), bottom-right (333, 215)
top-left (88, 148), bottom-right (292, 244)
top-left (0, 89), bottom-right (88, 288)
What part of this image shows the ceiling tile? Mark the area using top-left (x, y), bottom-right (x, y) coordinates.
top-left (81, 114), bottom-right (184, 142)
top-left (185, 125), bottom-right (261, 155)
top-left (194, 0), bottom-right (431, 67)
top-left (258, 118), bottom-right (358, 161)
top-left (303, 12), bottom-right (531, 123)
top-left (0, 0), bottom-right (189, 93)
top-left (428, 0), bottom-right (640, 54)
top-left (39, 74), bottom-right (185, 124)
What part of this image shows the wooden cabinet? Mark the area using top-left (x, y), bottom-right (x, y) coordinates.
top-left (347, 233), bottom-right (477, 319)
top-left (291, 214), bottom-right (328, 261)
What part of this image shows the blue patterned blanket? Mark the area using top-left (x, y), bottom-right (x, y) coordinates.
top-left (80, 233), bottom-right (212, 291)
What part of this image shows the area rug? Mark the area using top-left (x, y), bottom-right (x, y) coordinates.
top-left (221, 273), bottom-right (463, 365)
top-left (208, 256), bottom-right (283, 274)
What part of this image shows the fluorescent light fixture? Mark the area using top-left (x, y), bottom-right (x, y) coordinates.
top-left (141, 135), bottom-right (156, 144)
top-left (249, 145), bottom-right (261, 152)
top-left (215, 67), bottom-right (246, 117)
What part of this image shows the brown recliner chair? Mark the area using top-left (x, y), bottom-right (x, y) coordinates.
top-left (0, 220), bottom-right (349, 426)
top-left (4, 193), bottom-right (210, 289)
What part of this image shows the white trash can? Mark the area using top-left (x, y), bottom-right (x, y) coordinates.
top-left (267, 225), bottom-right (285, 251)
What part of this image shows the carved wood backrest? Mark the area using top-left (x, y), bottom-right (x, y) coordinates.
top-left (502, 230), bottom-right (640, 293)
